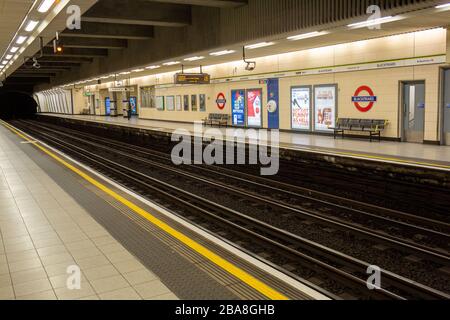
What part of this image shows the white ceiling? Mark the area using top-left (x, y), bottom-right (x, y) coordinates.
top-left (0, 0), bottom-right (34, 58)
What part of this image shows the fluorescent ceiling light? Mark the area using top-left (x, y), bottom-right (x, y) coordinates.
top-left (38, 0), bottom-right (56, 13)
top-left (10, 47), bottom-right (19, 53)
top-left (287, 31), bottom-right (327, 41)
top-left (5, 55), bottom-right (13, 60)
top-left (120, 71), bottom-right (131, 75)
top-left (184, 56), bottom-right (205, 62)
top-left (348, 16), bottom-right (395, 28)
top-left (132, 68), bottom-right (144, 72)
top-left (146, 65), bottom-right (160, 70)
top-left (210, 50), bottom-right (235, 56)
top-left (0, 66), bottom-right (4, 69)
top-left (16, 36), bottom-right (28, 44)
top-left (436, 3), bottom-right (450, 8)
top-left (245, 42), bottom-right (275, 50)
top-left (25, 20), bottom-right (39, 32)
top-left (1, 61), bottom-right (8, 65)
top-left (163, 61), bottom-right (180, 66)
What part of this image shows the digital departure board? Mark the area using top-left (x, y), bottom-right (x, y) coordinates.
top-left (174, 73), bottom-right (211, 85)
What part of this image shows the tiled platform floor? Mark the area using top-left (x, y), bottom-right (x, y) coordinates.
top-left (43, 114), bottom-right (450, 167)
top-left (0, 125), bottom-right (178, 300)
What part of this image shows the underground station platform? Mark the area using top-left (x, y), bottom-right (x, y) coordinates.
top-left (1, 0), bottom-right (450, 316)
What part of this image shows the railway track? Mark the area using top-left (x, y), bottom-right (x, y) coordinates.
top-left (11, 120), bottom-right (450, 300)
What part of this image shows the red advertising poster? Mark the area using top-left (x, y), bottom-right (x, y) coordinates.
top-left (247, 89), bottom-right (262, 127)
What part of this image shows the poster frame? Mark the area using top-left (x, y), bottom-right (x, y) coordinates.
top-left (175, 95), bottom-right (182, 111)
top-left (156, 96), bottom-right (165, 111)
top-left (246, 88), bottom-right (263, 129)
top-left (166, 95), bottom-right (175, 111)
top-left (290, 85), bottom-right (312, 132)
top-left (313, 84), bottom-right (338, 133)
top-left (231, 89), bottom-right (246, 127)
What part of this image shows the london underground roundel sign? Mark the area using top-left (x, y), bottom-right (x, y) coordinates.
top-left (216, 93), bottom-right (226, 110)
top-left (352, 85), bottom-right (377, 112)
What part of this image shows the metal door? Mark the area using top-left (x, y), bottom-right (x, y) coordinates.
top-left (443, 69), bottom-right (450, 146)
top-left (403, 82), bottom-right (425, 143)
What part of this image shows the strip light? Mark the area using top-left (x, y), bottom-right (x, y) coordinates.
top-left (38, 0), bottom-right (56, 13)
top-left (163, 61), bottom-right (180, 66)
top-left (348, 16), bottom-right (395, 28)
top-left (146, 65), bottom-right (160, 70)
top-left (210, 50), bottom-right (235, 56)
top-left (436, 3), bottom-right (450, 9)
top-left (245, 42), bottom-right (275, 50)
top-left (25, 20), bottom-right (40, 32)
top-left (287, 31), bottom-right (327, 41)
top-left (10, 47), bottom-right (19, 53)
top-left (16, 36), bottom-right (28, 44)
top-left (184, 56), bottom-right (205, 62)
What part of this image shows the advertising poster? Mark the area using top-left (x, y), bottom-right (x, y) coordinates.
top-left (231, 89), bottom-right (246, 126)
top-left (199, 94), bottom-right (206, 112)
top-left (105, 97), bottom-right (111, 116)
top-left (176, 95), bottom-right (182, 111)
top-left (183, 95), bottom-right (189, 111)
top-left (156, 96), bottom-right (165, 111)
top-left (130, 96), bottom-right (137, 115)
top-left (267, 79), bottom-right (279, 129)
top-left (291, 87), bottom-right (311, 130)
top-left (166, 96), bottom-right (175, 111)
top-left (247, 89), bottom-right (263, 127)
top-left (191, 95), bottom-right (198, 111)
top-left (314, 85), bottom-right (336, 132)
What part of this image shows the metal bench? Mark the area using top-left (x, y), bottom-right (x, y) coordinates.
top-left (203, 113), bottom-right (230, 127)
top-left (331, 118), bottom-right (388, 142)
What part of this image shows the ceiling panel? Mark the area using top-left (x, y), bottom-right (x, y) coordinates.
top-left (0, 0), bottom-right (34, 58)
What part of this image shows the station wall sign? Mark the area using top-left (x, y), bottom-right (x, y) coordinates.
top-left (216, 93), bottom-right (227, 110)
top-left (352, 85), bottom-right (377, 112)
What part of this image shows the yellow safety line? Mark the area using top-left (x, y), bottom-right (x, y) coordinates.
top-left (0, 120), bottom-right (288, 301)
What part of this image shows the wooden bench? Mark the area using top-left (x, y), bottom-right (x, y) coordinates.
top-left (331, 118), bottom-right (388, 142)
top-left (203, 113), bottom-right (230, 127)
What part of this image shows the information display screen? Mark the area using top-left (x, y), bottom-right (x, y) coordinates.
top-left (314, 85), bottom-right (337, 132)
top-left (246, 89), bottom-right (262, 127)
top-left (291, 87), bottom-right (311, 130)
top-left (231, 89), bottom-right (245, 126)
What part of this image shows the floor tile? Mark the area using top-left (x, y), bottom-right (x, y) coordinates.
top-left (134, 280), bottom-right (171, 299)
top-left (90, 275), bottom-right (130, 294)
top-left (99, 287), bottom-right (141, 300)
top-left (123, 269), bottom-right (158, 286)
top-left (14, 278), bottom-right (52, 297)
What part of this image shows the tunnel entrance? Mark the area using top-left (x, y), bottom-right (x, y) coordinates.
top-left (0, 91), bottom-right (37, 120)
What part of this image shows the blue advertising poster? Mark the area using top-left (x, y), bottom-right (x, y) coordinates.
top-left (105, 97), bottom-right (111, 116)
top-left (267, 78), bottom-right (279, 129)
top-left (130, 96), bottom-right (137, 115)
top-left (231, 89), bottom-right (245, 126)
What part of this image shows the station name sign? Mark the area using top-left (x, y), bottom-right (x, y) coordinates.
top-left (108, 87), bottom-right (135, 93)
top-left (175, 73), bottom-right (211, 85)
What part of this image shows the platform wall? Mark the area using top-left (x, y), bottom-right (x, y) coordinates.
top-left (38, 28), bottom-right (448, 142)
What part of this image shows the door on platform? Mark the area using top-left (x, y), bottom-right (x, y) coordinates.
top-left (402, 81), bottom-right (425, 143)
top-left (443, 69), bottom-right (450, 146)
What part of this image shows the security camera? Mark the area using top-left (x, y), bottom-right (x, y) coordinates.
top-left (245, 61), bottom-right (256, 71)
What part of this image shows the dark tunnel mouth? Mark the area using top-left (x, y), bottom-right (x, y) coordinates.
top-left (0, 91), bottom-right (38, 120)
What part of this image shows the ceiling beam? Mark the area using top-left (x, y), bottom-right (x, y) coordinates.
top-left (41, 47), bottom-right (108, 58)
top-left (82, 0), bottom-right (191, 27)
top-left (10, 73), bottom-right (57, 78)
top-left (145, 0), bottom-right (247, 8)
top-left (37, 57), bottom-right (94, 64)
top-left (61, 22), bottom-right (154, 40)
top-left (46, 37), bottom-right (128, 50)
top-left (18, 67), bottom-right (71, 72)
